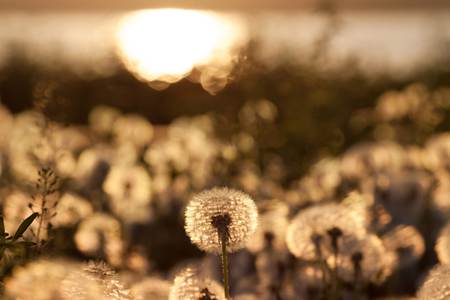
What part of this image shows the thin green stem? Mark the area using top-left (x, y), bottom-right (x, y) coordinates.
top-left (220, 234), bottom-right (230, 299)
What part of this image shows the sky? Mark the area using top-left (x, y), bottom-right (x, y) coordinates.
top-left (1, 0), bottom-right (450, 11)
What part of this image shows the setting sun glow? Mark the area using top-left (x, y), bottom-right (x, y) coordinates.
top-left (115, 9), bottom-right (245, 88)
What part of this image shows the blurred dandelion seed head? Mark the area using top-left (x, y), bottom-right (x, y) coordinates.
top-left (79, 261), bottom-right (131, 300)
top-left (112, 114), bottom-right (154, 149)
top-left (417, 264), bottom-right (450, 300)
top-left (169, 267), bottom-right (226, 300)
top-left (130, 277), bottom-right (171, 300)
top-left (436, 222), bottom-right (450, 265)
top-left (383, 225), bottom-right (425, 269)
top-left (103, 165), bottom-right (152, 201)
top-left (103, 164), bottom-right (153, 223)
top-left (75, 213), bottom-right (124, 266)
top-left (328, 234), bottom-right (393, 284)
top-left (247, 200), bottom-right (289, 253)
top-left (286, 198), bottom-right (367, 260)
top-left (5, 259), bottom-right (80, 300)
top-left (89, 105), bottom-right (122, 136)
top-left (52, 193), bottom-right (94, 227)
top-left (185, 187), bottom-right (258, 253)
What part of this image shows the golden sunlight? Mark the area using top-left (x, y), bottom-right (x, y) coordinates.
top-left (115, 9), bottom-right (246, 86)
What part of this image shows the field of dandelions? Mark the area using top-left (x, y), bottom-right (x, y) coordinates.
top-left (0, 81), bottom-right (450, 300)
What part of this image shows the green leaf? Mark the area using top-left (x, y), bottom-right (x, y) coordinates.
top-left (0, 215), bottom-right (5, 244)
top-left (12, 213), bottom-right (38, 241)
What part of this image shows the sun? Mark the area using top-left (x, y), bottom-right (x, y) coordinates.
top-left (115, 8), bottom-right (245, 85)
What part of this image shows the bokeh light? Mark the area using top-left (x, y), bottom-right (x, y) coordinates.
top-left (115, 9), bottom-right (247, 90)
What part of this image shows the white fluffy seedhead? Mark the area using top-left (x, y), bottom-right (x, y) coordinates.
top-left (417, 264), bottom-right (450, 300)
top-left (286, 202), bottom-right (367, 261)
top-left (169, 267), bottom-right (225, 300)
top-left (185, 187), bottom-right (258, 254)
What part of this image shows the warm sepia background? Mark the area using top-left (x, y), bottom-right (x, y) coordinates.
top-left (0, 0), bottom-right (449, 299)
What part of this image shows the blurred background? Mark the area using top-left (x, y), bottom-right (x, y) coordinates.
top-left (0, 0), bottom-right (450, 298)
top-left (1, 0), bottom-right (449, 175)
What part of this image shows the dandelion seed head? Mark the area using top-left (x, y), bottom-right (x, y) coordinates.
top-left (286, 199), bottom-right (367, 260)
top-left (131, 277), bottom-right (171, 300)
top-left (52, 193), bottom-right (94, 227)
top-left (375, 171), bottom-right (432, 226)
top-left (0, 104), bottom-right (14, 149)
top-left (103, 165), bottom-right (152, 202)
top-left (89, 105), bottom-right (121, 135)
top-left (61, 268), bottom-right (108, 300)
top-left (103, 164), bottom-right (153, 223)
top-left (5, 259), bottom-right (80, 300)
top-left (436, 222), bottom-right (450, 265)
top-left (79, 261), bottom-right (131, 300)
top-left (383, 225), bottom-right (425, 269)
top-left (247, 200), bottom-right (289, 253)
top-left (113, 114), bottom-right (153, 149)
top-left (59, 261), bottom-right (130, 300)
top-left (417, 264), bottom-right (450, 300)
top-left (185, 187), bottom-right (258, 253)
top-left (74, 213), bottom-right (124, 266)
top-left (169, 267), bottom-right (225, 300)
top-left (328, 234), bottom-right (393, 283)
top-left (432, 171), bottom-right (450, 214)
top-left (340, 142), bottom-right (406, 179)
top-left (75, 146), bottom-right (113, 187)
top-left (425, 133), bottom-right (450, 172)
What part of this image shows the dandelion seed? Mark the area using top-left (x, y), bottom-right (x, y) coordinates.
top-left (417, 264), bottom-right (450, 300)
top-left (185, 187), bottom-right (258, 254)
top-left (169, 267), bottom-right (226, 300)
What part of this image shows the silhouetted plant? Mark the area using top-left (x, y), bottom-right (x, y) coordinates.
top-left (0, 212), bottom-right (38, 280)
top-left (29, 166), bottom-right (59, 252)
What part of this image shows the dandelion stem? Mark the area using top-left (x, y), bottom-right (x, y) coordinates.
top-left (331, 248), bottom-right (339, 300)
top-left (220, 233), bottom-right (230, 299)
